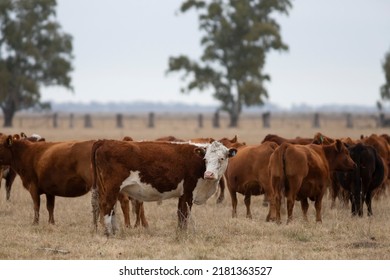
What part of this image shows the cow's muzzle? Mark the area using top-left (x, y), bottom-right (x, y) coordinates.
top-left (204, 171), bottom-right (217, 180)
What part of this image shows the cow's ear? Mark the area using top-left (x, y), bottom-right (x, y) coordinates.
top-left (228, 148), bottom-right (237, 158)
top-left (335, 139), bottom-right (343, 152)
top-left (6, 135), bottom-right (13, 147)
top-left (194, 147), bottom-right (206, 158)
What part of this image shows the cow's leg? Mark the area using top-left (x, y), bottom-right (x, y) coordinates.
top-left (134, 200), bottom-right (148, 228)
top-left (5, 169), bottom-right (17, 201)
top-left (216, 176), bottom-right (225, 204)
top-left (46, 194), bottom-right (55, 224)
top-left (229, 190), bottom-right (238, 218)
top-left (300, 198), bottom-right (309, 222)
top-left (365, 191), bottom-right (373, 216)
top-left (118, 193), bottom-right (131, 228)
top-left (177, 193), bottom-right (193, 229)
top-left (330, 176), bottom-right (338, 209)
top-left (101, 189), bottom-right (120, 236)
top-left (29, 189), bottom-right (41, 224)
top-left (244, 194), bottom-right (252, 219)
top-left (314, 197), bottom-right (323, 223)
top-left (268, 176), bottom-right (281, 223)
top-left (286, 176), bottom-right (301, 224)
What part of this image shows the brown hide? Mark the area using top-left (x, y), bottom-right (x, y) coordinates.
top-left (268, 140), bottom-right (356, 224)
top-left (225, 141), bottom-right (278, 219)
top-left (261, 134), bottom-right (313, 145)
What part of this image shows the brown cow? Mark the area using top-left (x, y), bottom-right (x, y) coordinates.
top-left (268, 140), bottom-right (356, 224)
top-left (90, 140), bottom-right (236, 236)
top-left (0, 135), bottom-right (139, 227)
top-left (0, 133), bottom-right (45, 201)
top-left (225, 141), bottom-right (278, 219)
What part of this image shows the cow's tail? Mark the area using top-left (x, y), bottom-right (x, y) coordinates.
top-left (278, 142), bottom-right (290, 196)
top-left (91, 140), bottom-right (104, 231)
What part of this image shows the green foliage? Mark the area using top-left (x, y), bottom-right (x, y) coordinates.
top-left (380, 49), bottom-right (390, 101)
top-left (0, 0), bottom-right (73, 126)
top-left (168, 0), bottom-right (291, 126)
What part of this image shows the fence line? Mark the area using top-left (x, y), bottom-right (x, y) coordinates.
top-left (5, 111), bottom-right (383, 130)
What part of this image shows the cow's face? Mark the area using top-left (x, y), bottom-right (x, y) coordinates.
top-left (333, 139), bottom-right (356, 172)
top-left (196, 141), bottom-right (237, 181)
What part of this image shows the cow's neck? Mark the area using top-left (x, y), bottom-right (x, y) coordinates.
top-left (321, 145), bottom-right (338, 172)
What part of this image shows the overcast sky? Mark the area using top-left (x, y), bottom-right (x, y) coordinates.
top-left (40, 0), bottom-right (390, 109)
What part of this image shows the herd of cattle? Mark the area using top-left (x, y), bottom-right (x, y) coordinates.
top-left (0, 131), bottom-right (388, 236)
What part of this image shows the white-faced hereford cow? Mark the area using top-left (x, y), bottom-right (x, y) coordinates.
top-left (0, 135), bottom-right (136, 226)
top-left (91, 140), bottom-right (236, 236)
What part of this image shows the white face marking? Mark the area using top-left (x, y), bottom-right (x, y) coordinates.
top-left (204, 141), bottom-right (231, 180)
top-left (119, 171), bottom-right (184, 202)
top-left (192, 178), bottom-right (219, 205)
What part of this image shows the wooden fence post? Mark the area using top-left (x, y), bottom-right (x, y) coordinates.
top-left (262, 111), bottom-right (271, 128)
top-left (69, 113), bottom-right (74, 128)
top-left (53, 113), bottom-right (58, 128)
top-left (313, 113), bottom-right (320, 128)
top-left (148, 112), bottom-right (154, 128)
top-left (84, 114), bottom-right (92, 128)
top-left (116, 113), bottom-right (123, 128)
top-left (198, 114), bottom-right (203, 128)
top-left (212, 110), bottom-right (220, 128)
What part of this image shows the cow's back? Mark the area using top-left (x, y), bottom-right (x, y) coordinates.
top-left (32, 140), bottom-right (95, 197)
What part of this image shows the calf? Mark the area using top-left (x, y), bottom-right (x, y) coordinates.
top-left (90, 140), bottom-right (236, 236)
top-left (268, 140), bottom-right (356, 224)
top-left (335, 143), bottom-right (385, 216)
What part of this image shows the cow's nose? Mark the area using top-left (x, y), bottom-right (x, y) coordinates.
top-left (204, 171), bottom-right (215, 180)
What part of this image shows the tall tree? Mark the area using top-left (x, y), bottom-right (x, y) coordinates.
top-left (0, 0), bottom-right (73, 127)
top-left (167, 0), bottom-right (291, 127)
top-left (380, 49), bottom-right (390, 102)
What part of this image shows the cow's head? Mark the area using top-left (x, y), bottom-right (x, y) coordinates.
top-left (195, 141), bottom-right (237, 181)
top-left (330, 139), bottom-right (357, 172)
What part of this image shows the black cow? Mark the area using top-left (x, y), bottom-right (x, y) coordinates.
top-left (336, 143), bottom-right (385, 216)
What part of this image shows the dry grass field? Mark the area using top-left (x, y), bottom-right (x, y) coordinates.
top-left (0, 112), bottom-right (389, 260)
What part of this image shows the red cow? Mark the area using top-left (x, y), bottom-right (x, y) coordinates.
top-left (225, 141), bottom-right (278, 219)
top-left (91, 140), bottom-right (236, 236)
top-left (268, 140), bottom-right (356, 224)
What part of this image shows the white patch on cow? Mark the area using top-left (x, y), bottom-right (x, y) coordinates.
top-left (31, 133), bottom-right (43, 140)
top-left (104, 214), bottom-right (112, 234)
top-left (119, 171), bottom-right (184, 202)
top-left (192, 178), bottom-right (219, 205)
top-left (203, 141), bottom-right (231, 180)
